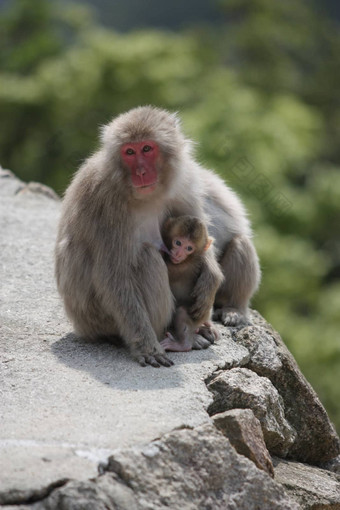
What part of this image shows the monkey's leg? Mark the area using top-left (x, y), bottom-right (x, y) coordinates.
top-left (127, 247), bottom-right (175, 367)
top-left (214, 235), bottom-right (260, 327)
top-left (89, 244), bottom-right (174, 368)
top-left (161, 307), bottom-right (212, 352)
top-left (161, 308), bottom-right (193, 352)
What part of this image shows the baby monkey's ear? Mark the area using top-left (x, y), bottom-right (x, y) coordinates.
top-left (204, 237), bottom-right (214, 251)
top-left (163, 218), bottom-right (174, 230)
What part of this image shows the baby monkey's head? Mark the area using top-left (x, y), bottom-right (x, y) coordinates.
top-left (162, 215), bottom-right (212, 264)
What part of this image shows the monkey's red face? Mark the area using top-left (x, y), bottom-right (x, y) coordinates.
top-left (121, 141), bottom-right (160, 196)
top-left (170, 237), bottom-right (196, 264)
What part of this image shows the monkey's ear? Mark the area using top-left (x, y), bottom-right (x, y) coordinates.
top-left (204, 237), bottom-right (213, 251)
top-left (163, 218), bottom-right (174, 231)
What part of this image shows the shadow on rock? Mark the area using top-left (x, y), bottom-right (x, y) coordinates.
top-left (51, 332), bottom-right (215, 391)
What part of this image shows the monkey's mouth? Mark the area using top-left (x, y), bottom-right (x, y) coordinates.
top-left (170, 255), bottom-right (182, 264)
top-left (134, 182), bottom-right (158, 195)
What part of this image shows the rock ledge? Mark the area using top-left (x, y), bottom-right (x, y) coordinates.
top-left (0, 170), bottom-right (339, 510)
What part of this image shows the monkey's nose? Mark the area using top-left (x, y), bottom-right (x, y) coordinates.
top-left (136, 167), bottom-right (146, 177)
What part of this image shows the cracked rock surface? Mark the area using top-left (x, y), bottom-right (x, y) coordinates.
top-left (1, 170), bottom-right (339, 509)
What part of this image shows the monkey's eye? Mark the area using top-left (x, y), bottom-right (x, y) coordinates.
top-left (143, 145), bottom-right (152, 153)
top-left (174, 240), bottom-right (182, 247)
top-left (126, 148), bottom-right (135, 155)
top-left (187, 246), bottom-right (193, 252)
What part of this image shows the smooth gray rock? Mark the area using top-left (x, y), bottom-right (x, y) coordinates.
top-left (213, 408), bottom-right (274, 476)
top-left (273, 457), bottom-right (340, 509)
top-left (235, 316), bottom-right (340, 465)
top-left (207, 367), bottom-right (296, 456)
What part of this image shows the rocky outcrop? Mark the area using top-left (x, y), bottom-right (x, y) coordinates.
top-left (0, 169), bottom-right (339, 509)
top-left (29, 425), bottom-right (300, 510)
top-left (234, 320), bottom-right (340, 465)
top-left (205, 316), bottom-right (340, 466)
top-left (208, 366), bottom-right (297, 456)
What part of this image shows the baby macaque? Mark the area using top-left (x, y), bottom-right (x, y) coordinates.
top-left (161, 215), bottom-right (223, 352)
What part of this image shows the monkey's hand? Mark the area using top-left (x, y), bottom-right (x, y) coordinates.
top-left (136, 344), bottom-right (174, 368)
top-left (196, 322), bottom-right (220, 344)
top-left (191, 334), bottom-right (211, 350)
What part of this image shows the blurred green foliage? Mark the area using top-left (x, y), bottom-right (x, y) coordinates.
top-left (1, 0), bottom-right (339, 431)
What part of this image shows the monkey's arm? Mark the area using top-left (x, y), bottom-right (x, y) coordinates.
top-left (189, 249), bottom-right (224, 323)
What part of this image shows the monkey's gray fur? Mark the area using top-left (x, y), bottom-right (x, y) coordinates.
top-left (55, 106), bottom-right (260, 367)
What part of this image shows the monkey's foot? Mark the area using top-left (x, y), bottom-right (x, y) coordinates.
top-left (160, 332), bottom-right (192, 352)
top-left (192, 334), bottom-right (211, 350)
top-left (196, 322), bottom-right (220, 344)
top-left (213, 307), bottom-right (249, 327)
top-left (137, 347), bottom-right (174, 368)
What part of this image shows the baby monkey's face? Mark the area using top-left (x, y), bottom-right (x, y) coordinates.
top-left (170, 236), bottom-right (196, 264)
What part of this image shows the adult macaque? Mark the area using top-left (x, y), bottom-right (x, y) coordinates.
top-left (55, 106), bottom-right (260, 367)
top-left (161, 215), bottom-right (223, 352)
